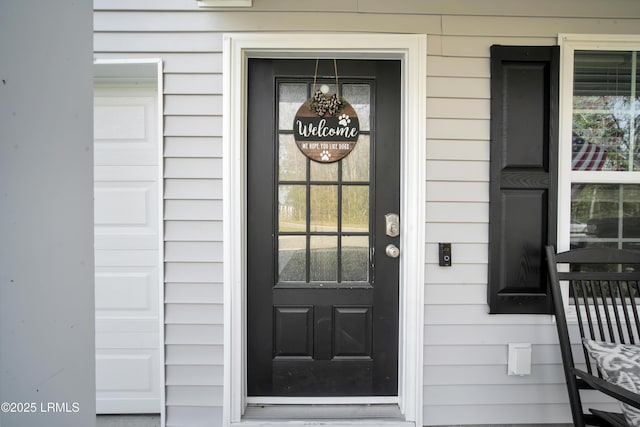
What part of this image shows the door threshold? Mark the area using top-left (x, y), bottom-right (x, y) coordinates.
top-left (238, 404), bottom-right (413, 426)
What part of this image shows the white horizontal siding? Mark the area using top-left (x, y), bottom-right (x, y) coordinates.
top-left (425, 344), bottom-right (563, 366)
top-left (166, 406), bottom-right (223, 427)
top-left (165, 116), bottom-right (222, 137)
top-left (97, 52), bottom-right (222, 73)
top-left (427, 77), bottom-right (489, 99)
top-left (164, 262), bottom-right (223, 283)
top-left (428, 57), bottom-right (490, 78)
top-left (165, 304), bottom-right (224, 324)
top-left (166, 365), bottom-right (224, 386)
top-left (95, 32), bottom-right (223, 52)
top-left (427, 161), bottom-right (488, 182)
top-left (165, 200), bottom-right (223, 220)
top-left (441, 35), bottom-right (556, 57)
top-left (164, 137), bottom-right (222, 158)
top-left (92, 4), bottom-right (640, 426)
top-left (165, 94), bottom-right (222, 115)
top-left (425, 284), bottom-right (486, 305)
top-left (165, 159), bottom-right (223, 178)
top-left (94, 0), bottom-right (640, 19)
top-left (427, 140), bottom-right (489, 161)
top-left (165, 221), bottom-right (223, 241)
top-left (164, 179), bottom-right (222, 199)
top-left (443, 15), bottom-right (640, 37)
top-left (426, 182), bottom-right (488, 202)
top-left (424, 364), bottom-right (565, 385)
top-left (427, 98), bottom-right (490, 119)
top-left (96, 10), bottom-right (443, 33)
top-left (166, 325), bottom-right (224, 345)
top-left (165, 74), bottom-right (222, 95)
top-left (165, 283), bottom-right (224, 304)
top-left (424, 385), bottom-right (568, 408)
top-left (426, 223), bottom-right (488, 243)
top-left (425, 306), bottom-right (554, 325)
top-left (425, 328), bottom-right (558, 346)
top-left (165, 345), bottom-right (224, 365)
top-left (426, 201), bottom-right (488, 222)
top-left (424, 403), bottom-right (576, 425)
top-left (427, 118), bottom-right (490, 140)
top-left (166, 385), bottom-right (223, 406)
top-left (165, 242), bottom-right (223, 262)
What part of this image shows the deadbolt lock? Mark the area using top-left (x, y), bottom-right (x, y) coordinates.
top-left (385, 213), bottom-right (400, 237)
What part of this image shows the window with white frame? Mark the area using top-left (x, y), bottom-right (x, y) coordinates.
top-left (560, 36), bottom-right (640, 253)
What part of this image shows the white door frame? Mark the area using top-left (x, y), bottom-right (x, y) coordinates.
top-left (222, 33), bottom-right (426, 426)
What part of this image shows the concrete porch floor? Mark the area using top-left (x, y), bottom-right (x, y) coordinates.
top-left (97, 414), bottom-right (160, 427)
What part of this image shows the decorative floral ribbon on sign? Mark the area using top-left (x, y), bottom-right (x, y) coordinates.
top-left (293, 59), bottom-right (360, 163)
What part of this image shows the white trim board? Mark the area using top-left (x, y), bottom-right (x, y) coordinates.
top-left (222, 33), bottom-right (426, 427)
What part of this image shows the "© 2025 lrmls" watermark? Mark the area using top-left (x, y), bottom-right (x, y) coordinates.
top-left (1, 401), bottom-right (80, 414)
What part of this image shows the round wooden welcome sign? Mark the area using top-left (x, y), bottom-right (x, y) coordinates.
top-left (293, 93), bottom-right (360, 163)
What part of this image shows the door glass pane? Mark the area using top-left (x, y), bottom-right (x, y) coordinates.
top-left (342, 186), bottom-right (369, 232)
top-left (279, 83), bottom-right (308, 130)
top-left (343, 136), bottom-right (370, 182)
top-left (342, 84), bottom-right (370, 131)
top-left (310, 160), bottom-right (338, 181)
top-left (279, 235), bottom-right (306, 282)
top-left (279, 185), bottom-right (306, 232)
top-left (279, 135), bottom-right (307, 181)
top-left (342, 236), bottom-right (369, 281)
top-left (310, 185), bottom-right (337, 232)
top-left (276, 79), bottom-right (373, 286)
top-left (312, 83), bottom-right (337, 97)
top-left (310, 236), bottom-right (337, 282)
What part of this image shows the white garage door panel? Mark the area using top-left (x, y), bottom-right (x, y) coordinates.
top-left (95, 272), bottom-right (155, 312)
top-left (94, 180), bottom-right (158, 251)
top-left (95, 187), bottom-right (150, 225)
top-left (95, 327), bottom-right (159, 343)
top-left (95, 104), bottom-right (147, 140)
top-left (95, 251), bottom-right (160, 268)
top-left (94, 86), bottom-right (161, 414)
top-left (95, 166), bottom-right (158, 182)
top-left (96, 351), bottom-right (160, 413)
top-left (95, 235), bottom-right (159, 251)
top-left (96, 355), bottom-right (154, 391)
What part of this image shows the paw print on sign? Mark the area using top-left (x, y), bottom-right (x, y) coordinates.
top-left (338, 114), bottom-right (351, 127)
top-left (320, 150), bottom-right (331, 161)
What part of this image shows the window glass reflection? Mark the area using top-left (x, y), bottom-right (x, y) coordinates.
top-left (279, 135), bottom-right (306, 181)
top-left (342, 84), bottom-right (370, 131)
top-left (310, 185), bottom-right (337, 232)
top-left (342, 136), bottom-right (370, 182)
top-left (279, 185), bottom-right (306, 232)
top-left (342, 236), bottom-right (369, 281)
top-left (278, 235), bottom-right (306, 282)
top-left (573, 51), bottom-right (640, 172)
top-left (342, 186), bottom-right (369, 233)
top-left (310, 236), bottom-right (337, 282)
top-left (279, 83), bottom-right (308, 130)
top-left (571, 184), bottom-right (640, 251)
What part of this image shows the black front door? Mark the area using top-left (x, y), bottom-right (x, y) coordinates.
top-left (247, 59), bottom-right (400, 397)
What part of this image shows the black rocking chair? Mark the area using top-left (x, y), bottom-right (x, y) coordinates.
top-left (545, 245), bottom-right (640, 427)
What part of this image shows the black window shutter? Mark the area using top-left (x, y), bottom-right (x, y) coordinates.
top-left (488, 45), bottom-right (559, 314)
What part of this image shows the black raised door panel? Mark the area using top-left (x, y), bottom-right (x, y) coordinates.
top-left (488, 45), bottom-right (559, 314)
top-left (247, 59), bottom-right (400, 396)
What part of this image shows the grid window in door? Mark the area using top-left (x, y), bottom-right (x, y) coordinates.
top-left (277, 81), bottom-right (372, 285)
